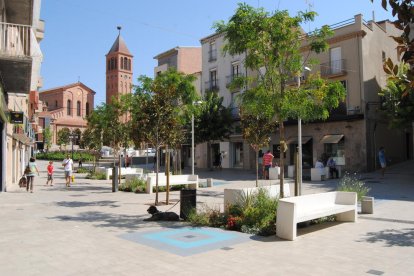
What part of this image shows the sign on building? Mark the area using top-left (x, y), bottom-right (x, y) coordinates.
top-left (10, 111), bottom-right (24, 124)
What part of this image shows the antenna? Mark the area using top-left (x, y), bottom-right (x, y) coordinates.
top-left (117, 26), bottom-right (122, 35)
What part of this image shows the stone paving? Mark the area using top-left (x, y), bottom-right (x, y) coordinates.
top-left (0, 160), bottom-right (413, 275)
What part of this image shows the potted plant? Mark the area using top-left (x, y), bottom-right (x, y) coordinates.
top-left (337, 173), bottom-right (373, 214)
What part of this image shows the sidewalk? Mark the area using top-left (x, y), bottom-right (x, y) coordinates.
top-left (0, 160), bottom-right (413, 275)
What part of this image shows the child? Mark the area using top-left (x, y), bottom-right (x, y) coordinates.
top-left (46, 161), bottom-right (54, 186)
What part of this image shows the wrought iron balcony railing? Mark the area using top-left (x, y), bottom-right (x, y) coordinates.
top-left (320, 59), bottom-right (346, 77)
top-left (204, 80), bottom-right (219, 92)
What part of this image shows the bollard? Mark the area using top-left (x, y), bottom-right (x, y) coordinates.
top-left (112, 166), bottom-right (118, 192)
top-left (207, 178), bottom-right (213, 187)
top-left (361, 196), bottom-right (374, 214)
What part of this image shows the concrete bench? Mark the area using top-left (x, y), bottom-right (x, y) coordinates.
top-left (224, 184), bottom-right (291, 212)
top-left (96, 167), bottom-right (143, 180)
top-left (310, 167), bottom-right (329, 181)
top-left (269, 167), bottom-right (280, 180)
top-left (276, 191), bottom-right (357, 241)
top-left (146, 174), bottom-right (198, 194)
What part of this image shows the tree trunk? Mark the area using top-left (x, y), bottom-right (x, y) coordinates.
top-left (155, 147), bottom-right (159, 205)
top-left (279, 122), bottom-right (285, 198)
top-left (256, 150), bottom-right (259, 187)
top-left (166, 145), bottom-right (170, 205)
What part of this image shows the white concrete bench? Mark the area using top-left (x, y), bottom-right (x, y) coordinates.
top-left (95, 167), bottom-right (143, 180)
top-left (146, 174), bottom-right (198, 194)
top-left (310, 167), bottom-right (329, 181)
top-left (276, 191), bottom-right (357, 241)
top-left (224, 184), bottom-right (291, 212)
top-left (269, 167), bottom-right (280, 180)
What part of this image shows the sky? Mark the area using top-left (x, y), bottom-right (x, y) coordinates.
top-left (40, 0), bottom-right (395, 106)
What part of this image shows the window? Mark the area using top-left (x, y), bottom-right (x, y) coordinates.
top-left (382, 51), bottom-right (386, 62)
top-left (86, 102), bottom-right (90, 116)
top-left (120, 57), bottom-right (124, 69)
top-left (209, 69), bottom-right (218, 90)
top-left (232, 62), bottom-right (240, 77)
top-left (110, 58), bottom-right (114, 70)
top-left (114, 58), bottom-right (117, 69)
top-left (124, 58), bottom-right (128, 70)
top-left (209, 41), bottom-right (217, 62)
top-left (67, 100), bottom-right (71, 115)
top-left (107, 60), bottom-right (110, 71)
top-left (77, 101), bottom-right (81, 116)
top-left (128, 59), bottom-right (131, 71)
top-left (55, 100), bottom-right (58, 108)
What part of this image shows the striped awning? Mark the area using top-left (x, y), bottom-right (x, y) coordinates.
top-left (320, 134), bottom-right (344, 144)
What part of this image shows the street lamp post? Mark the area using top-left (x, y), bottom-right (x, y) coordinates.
top-left (297, 67), bottom-right (311, 196)
top-left (68, 132), bottom-right (78, 160)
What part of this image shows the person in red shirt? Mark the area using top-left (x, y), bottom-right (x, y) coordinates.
top-left (46, 161), bottom-right (54, 186)
top-left (262, 150), bottom-right (274, 180)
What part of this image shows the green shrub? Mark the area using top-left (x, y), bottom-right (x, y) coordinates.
top-left (36, 151), bottom-right (95, 162)
top-left (337, 173), bottom-right (370, 201)
top-left (86, 171), bottom-right (106, 180)
top-left (119, 178), bottom-right (147, 193)
top-left (153, 184), bottom-right (186, 193)
top-left (186, 208), bottom-right (210, 226)
top-left (187, 206), bottom-right (226, 227)
top-left (231, 189), bottom-right (278, 236)
top-left (76, 167), bottom-right (90, 174)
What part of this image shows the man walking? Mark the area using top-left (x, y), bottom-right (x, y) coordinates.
top-left (62, 154), bottom-right (73, 187)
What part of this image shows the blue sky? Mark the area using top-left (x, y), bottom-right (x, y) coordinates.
top-left (40, 0), bottom-right (394, 106)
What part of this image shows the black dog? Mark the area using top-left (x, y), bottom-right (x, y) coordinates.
top-left (143, 205), bottom-right (180, 221)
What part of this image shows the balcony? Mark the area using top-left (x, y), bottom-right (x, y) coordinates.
top-left (208, 49), bottom-right (217, 62)
top-left (204, 80), bottom-right (219, 93)
top-left (226, 74), bottom-right (244, 92)
top-left (0, 22), bottom-right (33, 93)
top-left (320, 59), bottom-right (347, 78)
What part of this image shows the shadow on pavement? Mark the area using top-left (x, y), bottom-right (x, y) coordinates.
top-left (359, 228), bottom-right (414, 247)
top-left (55, 200), bottom-right (120, 208)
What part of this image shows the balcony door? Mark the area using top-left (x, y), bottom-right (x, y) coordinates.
top-left (330, 47), bottom-right (342, 74)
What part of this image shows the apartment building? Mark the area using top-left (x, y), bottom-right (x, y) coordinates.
top-left (199, 33), bottom-right (254, 169)
top-left (153, 46), bottom-right (202, 168)
top-left (200, 14), bottom-right (410, 173)
top-left (0, 0), bottom-right (44, 191)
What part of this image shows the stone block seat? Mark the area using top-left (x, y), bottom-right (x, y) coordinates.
top-left (276, 191), bottom-right (357, 241)
top-left (146, 174), bottom-right (198, 194)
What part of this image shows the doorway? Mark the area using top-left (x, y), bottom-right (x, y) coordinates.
top-left (233, 142), bottom-right (243, 168)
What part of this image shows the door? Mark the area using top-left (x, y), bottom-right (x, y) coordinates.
top-left (234, 142), bottom-right (243, 168)
top-left (330, 47), bottom-right (342, 74)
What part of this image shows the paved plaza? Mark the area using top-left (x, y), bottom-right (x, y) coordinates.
top-left (1, 160), bottom-right (413, 275)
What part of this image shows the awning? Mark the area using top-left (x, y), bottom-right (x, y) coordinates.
top-left (320, 134), bottom-right (344, 144)
top-left (287, 136), bottom-right (312, 144)
top-left (12, 133), bottom-right (34, 145)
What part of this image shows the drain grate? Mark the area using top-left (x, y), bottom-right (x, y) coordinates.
top-left (366, 269), bottom-right (384, 275)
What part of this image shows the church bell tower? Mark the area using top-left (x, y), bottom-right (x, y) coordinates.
top-left (106, 26), bottom-right (133, 104)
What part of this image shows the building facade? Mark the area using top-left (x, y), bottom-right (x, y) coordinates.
top-left (153, 46), bottom-right (202, 168)
top-left (38, 82), bottom-right (95, 146)
top-left (199, 14), bottom-right (410, 173)
top-left (0, 0), bottom-right (44, 191)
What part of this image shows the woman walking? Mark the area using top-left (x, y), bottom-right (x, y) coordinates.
top-left (26, 157), bottom-right (40, 193)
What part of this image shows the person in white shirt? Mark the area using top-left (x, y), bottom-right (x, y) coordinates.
top-left (62, 154), bottom-right (73, 187)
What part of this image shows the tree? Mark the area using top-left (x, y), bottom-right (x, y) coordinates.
top-left (379, 62), bottom-right (414, 128)
top-left (57, 127), bottom-right (70, 149)
top-left (43, 126), bottom-right (52, 153)
top-left (215, 4), bottom-right (345, 197)
top-left (193, 91), bottom-right (233, 170)
top-left (131, 68), bottom-right (197, 205)
top-left (370, 1), bottom-right (414, 128)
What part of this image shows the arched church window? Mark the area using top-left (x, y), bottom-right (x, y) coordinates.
top-left (128, 59), bottom-right (131, 71)
top-left (67, 100), bottom-right (71, 116)
top-left (77, 101), bottom-right (81, 116)
top-left (86, 102), bottom-right (90, 116)
top-left (120, 57), bottom-right (124, 69)
top-left (124, 58), bottom-right (128, 70)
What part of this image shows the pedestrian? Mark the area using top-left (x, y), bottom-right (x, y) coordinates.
top-left (46, 161), bottom-right (54, 186)
top-left (26, 157), bottom-right (40, 193)
top-left (62, 154), bottom-right (74, 188)
top-left (218, 152), bottom-right (223, 170)
top-left (315, 158), bottom-right (326, 181)
top-left (78, 154), bottom-right (83, 168)
top-left (327, 157), bottom-right (338, 179)
top-left (378, 146), bottom-right (386, 178)
top-left (263, 150), bottom-right (274, 180)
